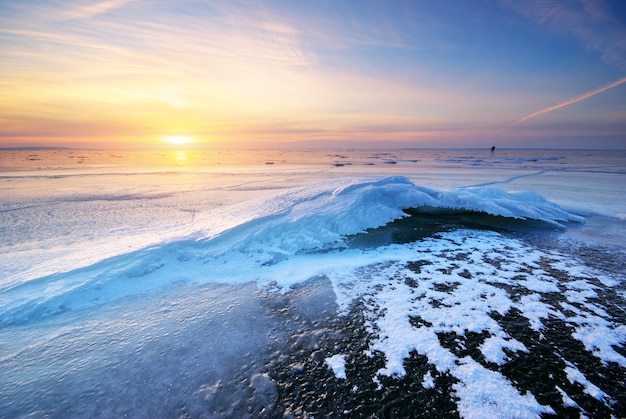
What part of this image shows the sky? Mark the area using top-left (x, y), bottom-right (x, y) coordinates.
top-left (1, 0), bottom-right (625, 149)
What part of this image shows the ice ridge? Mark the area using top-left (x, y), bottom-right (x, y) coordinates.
top-left (0, 176), bottom-right (584, 326)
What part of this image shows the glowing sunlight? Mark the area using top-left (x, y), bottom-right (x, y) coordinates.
top-left (162, 136), bottom-right (195, 145)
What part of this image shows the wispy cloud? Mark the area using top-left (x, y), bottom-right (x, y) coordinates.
top-left (512, 75), bottom-right (626, 126)
top-left (2, 0), bottom-right (623, 148)
top-left (501, 0), bottom-right (626, 70)
top-left (65, 0), bottom-right (137, 20)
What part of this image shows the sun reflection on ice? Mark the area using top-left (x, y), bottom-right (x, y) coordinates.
top-left (175, 150), bottom-right (187, 164)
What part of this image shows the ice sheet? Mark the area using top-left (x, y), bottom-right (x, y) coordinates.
top-left (1, 148), bottom-right (625, 417)
top-left (0, 176), bottom-right (587, 325)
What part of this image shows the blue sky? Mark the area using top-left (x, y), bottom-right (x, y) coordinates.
top-left (1, 0), bottom-right (625, 148)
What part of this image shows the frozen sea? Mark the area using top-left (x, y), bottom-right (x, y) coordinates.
top-left (1, 148), bottom-right (625, 418)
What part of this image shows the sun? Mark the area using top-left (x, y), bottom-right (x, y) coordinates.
top-left (162, 136), bottom-right (195, 145)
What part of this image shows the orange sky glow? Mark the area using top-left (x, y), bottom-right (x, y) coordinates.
top-left (1, 1), bottom-right (625, 149)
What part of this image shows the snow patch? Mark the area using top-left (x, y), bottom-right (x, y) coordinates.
top-left (453, 357), bottom-right (555, 418)
top-left (325, 354), bottom-right (347, 380)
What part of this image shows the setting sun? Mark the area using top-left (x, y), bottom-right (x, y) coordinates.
top-left (162, 136), bottom-right (194, 145)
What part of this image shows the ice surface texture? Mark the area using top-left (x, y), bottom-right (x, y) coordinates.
top-left (0, 176), bottom-right (584, 326)
top-left (1, 174), bottom-right (624, 418)
top-left (329, 230), bottom-right (625, 417)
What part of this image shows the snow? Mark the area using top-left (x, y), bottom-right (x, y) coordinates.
top-left (556, 386), bottom-right (579, 408)
top-left (1, 148), bottom-right (625, 418)
top-left (325, 354), bottom-right (347, 379)
top-left (421, 371), bottom-right (435, 389)
top-left (517, 294), bottom-right (556, 331)
top-left (453, 357), bottom-right (555, 418)
top-left (565, 365), bottom-right (609, 402)
top-left (480, 335), bottom-right (528, 365)
top-left (325, 229), bottom-right (624, 416)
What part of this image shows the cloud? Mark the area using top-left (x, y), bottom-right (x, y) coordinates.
top-left (501, 0), bottom-right (626, 70)
top-left (512, 75), bottom-right (626, 126)
top-left (65, 0), bottom-right (137, 20)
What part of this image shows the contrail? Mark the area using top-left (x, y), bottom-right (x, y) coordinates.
top-left (512, 75), bottom-right (626, 126)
